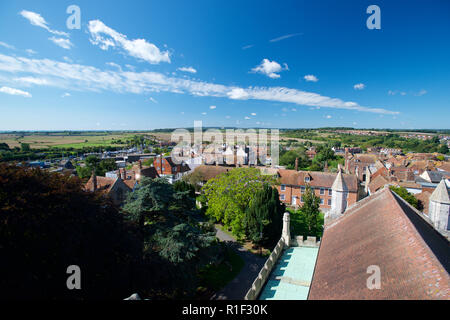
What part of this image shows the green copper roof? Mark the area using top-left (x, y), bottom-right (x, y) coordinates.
top-left (259, 246), bottom-right (319, 300)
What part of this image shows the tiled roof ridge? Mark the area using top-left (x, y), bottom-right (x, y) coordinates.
top-left (389, 188), bottom-right (450, 264)
top-left (326, 186), bottom-right (389, 229)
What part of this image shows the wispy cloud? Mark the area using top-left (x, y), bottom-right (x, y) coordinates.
top-left (209, 105), bottom-right (216, 109)
top-left (88, 20), bottom-right (170, 64)
top-left (304, 74), bottom-right (318, 82)
top-left (19, 10), bottom-right (68, 37)
top-left (0, 41), bottom-right (15, 50)
top-left (269, 33), bottom-right (302, 43)
top-left (26, 49), bottom-right (37, 55)
top-left (148, 97), bottom-right (157, 103)
top-left (0, 86), bottom-right (31, 97)
top-left (61, 92), bottom-right (71, 98)
top-left (353, 83), bottom-right (365, 90)
top-left (242, 44), bottom-right (254, 50)
top-left (49, 37), bottom-right (73, 49)
top-left (177, 66), bottom-right (197, 73)
top-left (414, 89), bottom-right (427, 96)
top-left (0, 53), bottom-right (399, 115)
top-left (251, 59), bottom-right (288, 79)
top-left (14, 76), bottom-right (48, 86)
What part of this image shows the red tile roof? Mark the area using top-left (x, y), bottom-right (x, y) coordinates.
top-left (309, 188), bottom-right (450, 300)
top-left (277, 169), bottom-right (358, 192)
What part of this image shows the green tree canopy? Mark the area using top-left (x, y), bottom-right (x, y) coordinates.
top-left (201, 167), bottom-right (278, 237)
top-left (243, 185), bottom-right (285, 247)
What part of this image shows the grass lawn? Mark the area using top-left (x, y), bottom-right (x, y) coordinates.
top-left (198, 247), bottom-right (245, 293)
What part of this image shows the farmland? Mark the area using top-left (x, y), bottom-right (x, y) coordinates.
top-left (0, 131), bottom-right (153, 150)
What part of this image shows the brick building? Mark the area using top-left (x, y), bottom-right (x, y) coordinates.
top-left (276, 169), bottom-right (359, 214)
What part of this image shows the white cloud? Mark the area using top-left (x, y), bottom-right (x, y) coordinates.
top-left (19, 10), bottom-right (68, 36)
top-left (88, 20), bottom-right (170, 64)
top-left (227, 88), bottom-right (249, 99)
top-left (0, 53), bottom-right (399, 115)
top-left (304, 75), bottom-right (318, 82)
top-left (353, 83), bottom-right (365, 90)
top-left (148, 97), bottom-right (157, 103)
top-left (26, 49), bottom-right (37, 55)
top-left (201, 112), bottom-right (207, 115)
top-left (251, 112), bottom-right (256, 116)
top-left (242, 44), bottom-right (254, 50)
top-left (244, 116), bottom-right (251, 120)
top-left (0, 86), bottom-right (31, 97)
top-left (326, 115), bottom-right (332, 119)
top-left (178, 66), bottom-right (197, 73)
top-left (209, 105), bottom-right (216, 109)
top-left (14, 76), bottom-right (48, 85)
top-left (291, 108), bottom-right (297, 112)
top-left (49, 37), bottom-right (73, 49)
top-left (61, 92), bottom-right (71, 97)
top-left (415, 89), bottom-right (427, 96)
top-left (0, 41), bottom-right (15, 50)
top-left (251, 59), bottom-right (288, 79)
top-left (388, 90), bottom-right (397, 96)
top-left (225, 115), bottom-right (231, 119)
top-left (269, 33), bottom-right (302, 43)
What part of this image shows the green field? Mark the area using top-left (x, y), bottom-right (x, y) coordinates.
top-left (0, 132), bottom-right (152, 149)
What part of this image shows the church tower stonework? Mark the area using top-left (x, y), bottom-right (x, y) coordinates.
top-left (428, 179), bottom-right (450, 231)
top-left (329, 165), bottom-right (348, 220)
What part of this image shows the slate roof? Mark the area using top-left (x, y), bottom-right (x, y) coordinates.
top-left (309, 187), bottom-right (450, 300)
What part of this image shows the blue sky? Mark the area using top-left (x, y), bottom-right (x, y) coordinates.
top-left (0, 0), bottom-right (449, 130)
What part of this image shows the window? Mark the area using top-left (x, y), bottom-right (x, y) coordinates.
top-left (305, 176), bottom-right (310, 182)
top-left (280, 184), bottom-right (286, 191)
top-left (320, 188), bottom-right (325, 195)
top-left (300, 196), bottom-right (304, 203)
top-left (328, 189), bottom-right (332, 196)
top-left (280, 194), bottom-right (285, 200)
top-left (320, 198), bottom-right (324, 205)
top-left (300, 186), bottom-right (305, 193)
top-left (328, 199), bottom-right (332, 206)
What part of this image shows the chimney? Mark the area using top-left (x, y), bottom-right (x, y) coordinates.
top-left (295, 158), bottom-right (298, 171)
top-left (92, 169), bottom-right (97, 192)
top-left (122, 168), bottom-right (127, 180)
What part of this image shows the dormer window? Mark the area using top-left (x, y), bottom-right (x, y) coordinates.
top-left (305, 176), bottom-right (310, 183)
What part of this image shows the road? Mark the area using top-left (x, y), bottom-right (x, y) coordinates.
top-left (211, 226), bottom-right (266, 300)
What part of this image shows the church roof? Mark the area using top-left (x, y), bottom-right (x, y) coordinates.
top-left (429, 179), bottom-right (450, 204)
top-left (309, 187), bottom-right (450, 300)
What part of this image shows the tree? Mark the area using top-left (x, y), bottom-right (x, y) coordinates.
top-left (300, 185), bottom-right (322, 235)
top-left (201, 167), bottom-right (277, 237)
top-left (182, 169), bottom-right (205, 192)
top-left (20, 143), bottom-right (31, 152)
top-left (173, 180), bottom-right (196, 198)
top-left (389, 186), bottom-right (420, 210)
top-left (280, 149), bottom-right (310, 170)
top-left (122, 176), bottom-right (220, 297)
top-left (0, 163), bottom-right (138, 300)
top-left (0, 142), bottom-right (9, 151)
top-left (243, 185), bottom-right (285, 247)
